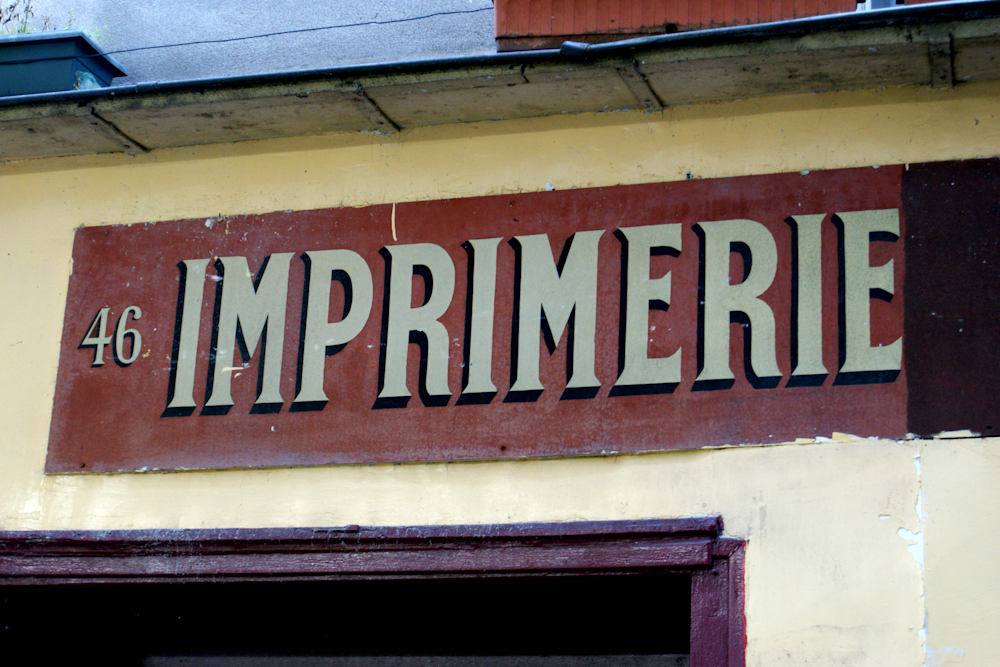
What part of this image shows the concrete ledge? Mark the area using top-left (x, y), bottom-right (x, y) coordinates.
top-left (2, 2), bottom-right (1000, 161)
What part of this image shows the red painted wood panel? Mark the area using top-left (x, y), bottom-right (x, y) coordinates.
top-left (0, 518), bottom-right (723, 581)
top-left (691, 559), bottom-right (731, 667)
top-left (47, 167), bottom-right (909, 473)
top-left (497, 0), bottom-right (858, 42)
top-left (675, 0), bottom-right (689, 29)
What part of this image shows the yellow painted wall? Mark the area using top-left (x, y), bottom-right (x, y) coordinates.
top-left (2, 80), bottom-right (1000, 665)
top-left (921, 437), bottom-right (1000, 666)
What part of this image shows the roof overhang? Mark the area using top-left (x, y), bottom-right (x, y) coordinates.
top-left (3, 1), bottom-right (1000, 161)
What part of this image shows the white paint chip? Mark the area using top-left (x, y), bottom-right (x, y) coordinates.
top-left (926, 645), bottom-right (966, 666)
top-left (933, 429), bottom-right (979, 439)
top-left (900, 451), bottom-right (928, 664)
top-left (897, 526), bottom-right (924, 566)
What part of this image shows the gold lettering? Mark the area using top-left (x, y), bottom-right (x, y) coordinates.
top-left (165, 259), bottom-right (210, 413)
top-left (204, 253), bottom-right (294, 413)
top-left (834, 209), bottom-right (901, 381)
top-left (460, 238), bottom-right (502, 401)
top-left (377, 243), bottom-right (456, 407)
top-left (510, 231), bottom-right (604, 399)
top-left (695, 219), bottom-right (780, 388)
top-left (293, 250), bottom-right (373, 408)
top-left (787, 215), bottom-right (828, 384)
top-left (613, 224), bottom-right (682, 392)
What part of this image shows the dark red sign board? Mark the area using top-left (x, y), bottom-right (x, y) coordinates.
top-left (48, 166), bottom-right (915, 472)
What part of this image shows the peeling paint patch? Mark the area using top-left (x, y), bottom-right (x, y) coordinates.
top-left (898, 453), bottom-right (926, 568)
top-left (897, 525), bottom-right (925, 566)
top-left (902, 451), bottom-right (930, 666)
top-left (933, 429), bottom-right (980, 439)
top-left (927, 645), bottom-right (966, 666)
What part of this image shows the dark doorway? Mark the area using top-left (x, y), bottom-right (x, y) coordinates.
top-left (2, 574), bottom-right (690, 665)
top-left (0, 519), bottom-right (742, 666)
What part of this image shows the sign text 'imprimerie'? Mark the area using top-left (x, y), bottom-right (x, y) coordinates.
top-left (48, 168), bottom-right (907, 472)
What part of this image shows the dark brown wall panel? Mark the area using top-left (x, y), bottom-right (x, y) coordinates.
top-left (903, 158), bottom-right (1000, 437)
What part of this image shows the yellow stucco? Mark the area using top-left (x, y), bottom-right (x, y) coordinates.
top-left (2, 79), bottom-right (999, 665)
top-left (921, 438), bottom-right (1000, 666)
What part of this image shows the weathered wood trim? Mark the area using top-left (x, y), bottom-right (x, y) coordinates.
top-left (0, 517), bottom-right (722, 582)
top-left (0, 538), bottom-right (715, 581)
top-left (350, 85), bottom-right (400, 133)
top-left (0, 518), bottom-right (744, 663)
top-left (928, 32), bottom-right (956, 88)
top-left (615, 59), bottom-right (664, 110)
top-left (87, 108), bottom-right (149, 153)
top-left (4, 5), bottom-right (1000, 159)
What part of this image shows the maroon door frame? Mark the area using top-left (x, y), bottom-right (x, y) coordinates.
top-left (0, 517), bottom-right (744, 666)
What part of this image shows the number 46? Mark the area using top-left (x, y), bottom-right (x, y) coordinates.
top-left (81, 306), bottom-right (143, 367)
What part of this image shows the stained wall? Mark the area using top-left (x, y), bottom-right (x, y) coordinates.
top-left (2, 80), bottom-right (999, 666)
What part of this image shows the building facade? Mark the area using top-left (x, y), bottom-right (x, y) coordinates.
top-left (1, 2), bottom-right (999, 665)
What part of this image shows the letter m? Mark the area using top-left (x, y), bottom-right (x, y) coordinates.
top-left (204, 253), bottom-right (293, 414)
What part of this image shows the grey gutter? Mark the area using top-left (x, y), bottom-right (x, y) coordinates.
top-left (0, 48), bottom-right (562, 109)
top-left (557, 0), bottom-right (1000, 59)
top-left (1, 0), bottom-right (998, 110)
